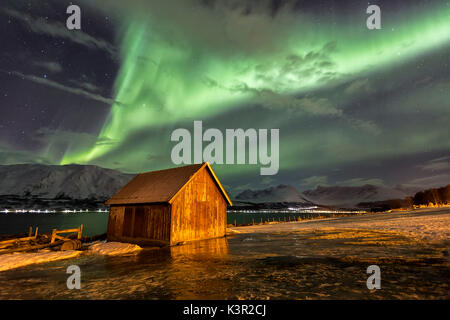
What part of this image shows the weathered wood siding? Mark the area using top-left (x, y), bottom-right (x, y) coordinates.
top-left (170, 167), bottom-right (227, 245)
top-left (107, 206), bottom-right (124, 239)
top-left (107, 204), bottom-right (171, 244)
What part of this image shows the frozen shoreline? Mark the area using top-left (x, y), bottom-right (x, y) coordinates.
top-left (229, 207), bottom-right (450, 243)
top-left (89, 241), bottom-right (142, 255)
top-left (0, 208), bottom-right (448, 299)
top-left (1, 207), bottom-right (448, 273)
top-left (0, 250), bottom-right (83, 272)
top-left (0, 242), bottom-right (143, 272)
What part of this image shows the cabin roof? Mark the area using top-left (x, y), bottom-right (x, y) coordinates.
top-left (105, 162), bottom-right (232, 206)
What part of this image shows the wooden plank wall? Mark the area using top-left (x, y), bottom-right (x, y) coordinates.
top-left (142, 204), bottom-right (171, 241)
top-left (107, 206), bottom-right (124, 239)
top-left (107, 204), bottom-right (171, 243)
top-left (170, 167), bottom-right (227, 245)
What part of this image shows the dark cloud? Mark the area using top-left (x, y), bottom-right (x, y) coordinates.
top-left (80, 0), bottom-right (314, 56)
top-left (344, 78), bottom-right (375, 95)
top-left (407, 174), bottom-right (450, 189)
top-left (33, 127), bottom-right (97, 145)
top-left (32, 61), bottom-right (63, 73)
top-left (337, 177), bottom-right (385, 187)
top-left (418, 156), bottom-right (450, 172)
top-left (300, 175), bottom-right (328, 188)
top-left (0, 144), bottom-right (52, 165)
top-left (3, 70), bottom-right (117, 105)
top-left (2, 7), bottom-right (117, 57)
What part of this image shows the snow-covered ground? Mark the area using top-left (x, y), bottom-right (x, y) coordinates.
top-left (229, 207), bottom-right (450, 243)
top-left (0, 242), bottom-right (143, 272)
top-left (1, 208), bottom-right (447, 274)
top-left (0, 250), bottom-right (83, 272)
top-left (89, 242), bottom-right (143, 256)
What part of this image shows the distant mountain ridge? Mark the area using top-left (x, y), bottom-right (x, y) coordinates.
top-left (235, 184), bottom-right (419, 208)
top-left (303, 184), bottom-right (418, 208)
top-left (0, 164), bottom-right (424, 209)
top-left (235, 184), bottom-right (315, 205)
top-left (0, 164), bottom-right (134, 200)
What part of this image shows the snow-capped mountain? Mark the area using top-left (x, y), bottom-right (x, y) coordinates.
top-left (0, 163), bottom-right (421, 209)
top-left (303, 184), bottom-right (418, 208)
top-left (0, 164), bottom-right (134, 199)
top-left (235, 184), bottom-right (315, 205)
top-left (234, 184), bottom-right (419, 208)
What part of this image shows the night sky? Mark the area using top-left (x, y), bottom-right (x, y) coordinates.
top-left (0, 0), bottom-right (449, 195)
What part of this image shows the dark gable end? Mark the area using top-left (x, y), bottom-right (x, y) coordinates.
top-left (105, 163), bottom-right (232, 206)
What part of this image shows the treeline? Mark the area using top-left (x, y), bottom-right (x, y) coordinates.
top-left (412, 184), bottom-right (450, 206)
top-left (357, 184), bottom-right (450, 211)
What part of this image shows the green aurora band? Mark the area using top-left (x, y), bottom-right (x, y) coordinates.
top-left (60, 4), bottom-right (450, 168)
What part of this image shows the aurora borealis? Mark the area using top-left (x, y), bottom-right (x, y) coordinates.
top-left (0, 0), bottom-right (449, 194)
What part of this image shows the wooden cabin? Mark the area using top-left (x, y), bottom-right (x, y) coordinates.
top-left (105, 162), bottom-right (232, 246)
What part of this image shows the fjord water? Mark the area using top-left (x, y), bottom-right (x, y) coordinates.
top-left (0, 211), bottom-right (348, 236)
top-left (0, 212), bottom-right (109, 236)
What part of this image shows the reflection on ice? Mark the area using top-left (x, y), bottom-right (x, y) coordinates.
top-left (0, 229), bottom-right (447, 299)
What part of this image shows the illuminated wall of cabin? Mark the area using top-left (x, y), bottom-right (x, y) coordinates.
top-left (169, 167), bottom-right (227, 245)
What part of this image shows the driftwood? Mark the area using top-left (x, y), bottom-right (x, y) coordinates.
top-left (0, 225), bottom-right (84, 255)
top-left (61, 240), bottom-right (82, 251)
top-left (50, 225), bottom-right (83, 243)
top-left (0, 240), bottom-right (64, 255)
top-left (0, 227), bottom-right (39, 249)
top-left (0, 236), bottom-right (36, 249)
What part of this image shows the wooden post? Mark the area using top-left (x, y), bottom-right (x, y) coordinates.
top-left (77, 224), bottom-right (83, 239)
top-left (234, 219), bottom-right (236, 227)
top-left (51, 229), bottom-right (56, 244)
top-left (34, 227), bottom-right (38, 238)
top-left (28, 226), bottom-right (32, 237)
